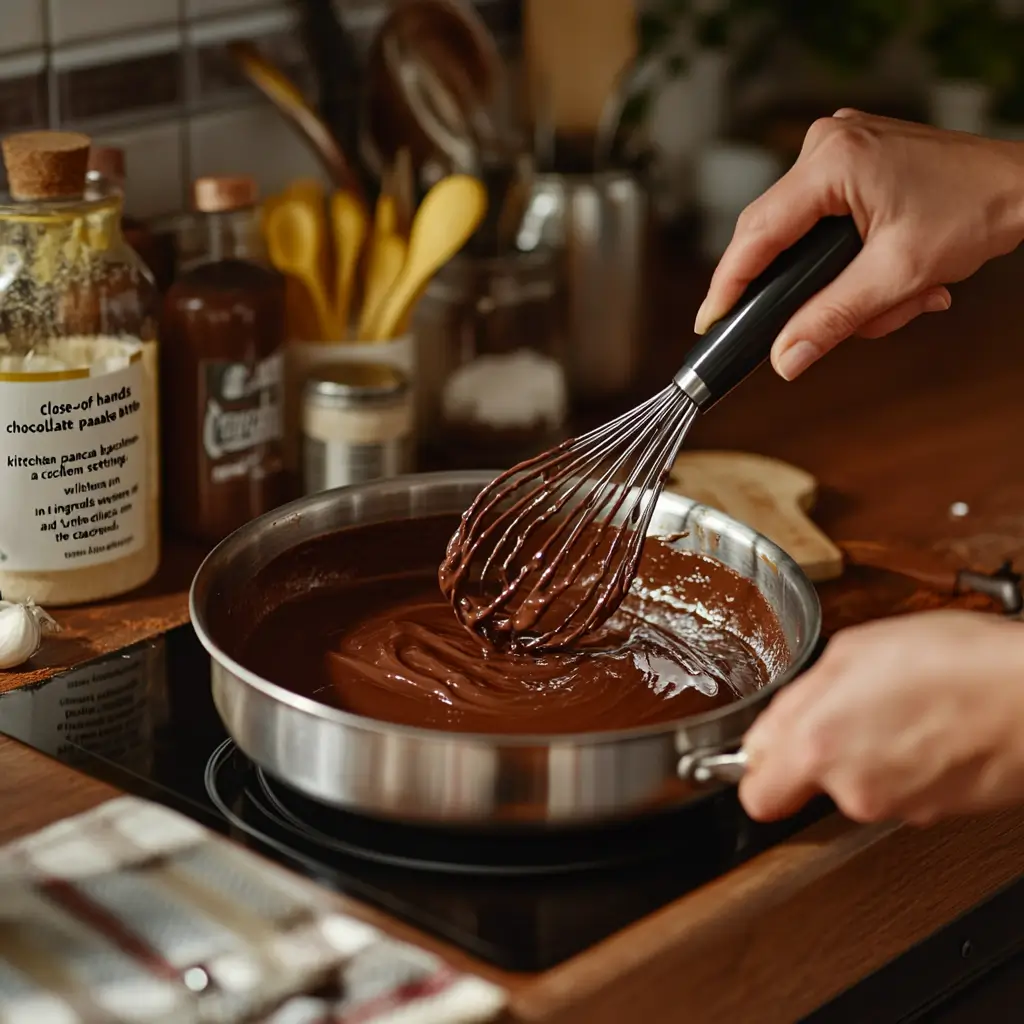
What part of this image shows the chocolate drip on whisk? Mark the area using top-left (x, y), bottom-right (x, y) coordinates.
top-left (440, 216), bottom-right (863, 653)
top-left (439, 388), bottom-right (698, 651)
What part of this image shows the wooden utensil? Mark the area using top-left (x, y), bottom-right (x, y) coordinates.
top-left (357, 233), bottom-right (407, 340)
top-left (284, 178), bottom-right (331, 289)
top-left (523, 0), bottom-right (637, 142)
top-left (329, 189), bottom-right (368, 334)
top-left (228, 41), bottom-right (365, 203)
top-left (285, 177), bottom-right (325, 205)
top-left (265, 198), bottom-right (338, 340)
top-left (667, 450), bottom-right (844, 582)
top-left (262, 192), bottom-right (321, 341)
top-left (391, 147), bottom-right (416, 237)
top-left (368, 174), bottom-right (487, 341)
top-left (355, 192), bottom-right (404, 339)
top-left (373, 191), bottom-right (400, 243)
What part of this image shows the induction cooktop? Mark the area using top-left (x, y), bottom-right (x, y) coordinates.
top-left (0, 624), bottom-right (830, 971)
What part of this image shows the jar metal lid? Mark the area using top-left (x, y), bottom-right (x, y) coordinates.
top-left (303, 361), bottom-right (409, 408)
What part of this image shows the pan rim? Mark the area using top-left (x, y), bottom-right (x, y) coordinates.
top-left (189, 469), bottom-right (822, 750)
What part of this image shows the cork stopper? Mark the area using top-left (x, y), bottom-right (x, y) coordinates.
top-left (87, 145), bottom-right (126, 188)
top-left (193, 175), bottom-right (258, 213)
top-left (2, 130), bottom-right (91, 201)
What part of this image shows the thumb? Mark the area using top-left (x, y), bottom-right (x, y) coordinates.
top-left (770, 238), bottom-right (923, 380)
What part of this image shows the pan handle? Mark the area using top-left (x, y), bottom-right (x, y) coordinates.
top-left (678, 637), bottom-right (826, 786)
top-left (677, 747), bottom-right (749, 785)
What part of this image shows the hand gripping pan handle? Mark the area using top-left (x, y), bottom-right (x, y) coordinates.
top-left (675, 215), bottom-right (863, 409)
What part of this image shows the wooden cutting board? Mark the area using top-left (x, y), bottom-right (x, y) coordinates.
top-left (666, 451), bottom-right (844, 582)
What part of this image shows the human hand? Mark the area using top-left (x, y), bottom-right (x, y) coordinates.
top-left (694, 111), bottom-right (1024, 381)
top-left (739, 611), bottom-right (1024, 825)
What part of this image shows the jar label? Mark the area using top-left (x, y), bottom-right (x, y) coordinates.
top-left (200, 352), bottom-right (284, 480)
top-left (0, 352), bottom-right (147, 571)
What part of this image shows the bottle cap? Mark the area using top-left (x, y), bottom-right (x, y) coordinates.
top-left (87, 145), bottom-right (126, 188)
top-left (192, 175), bottom-right (259, 213)
top-left (2, 130), bottom-right (91, 201)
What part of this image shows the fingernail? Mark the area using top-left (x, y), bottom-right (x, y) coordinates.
top-left (693, 298), bottom-right (711, 335)
top-left (925, 292), bottom-right (951, 313)
top-left (773, 340), bottom-right (819, 381)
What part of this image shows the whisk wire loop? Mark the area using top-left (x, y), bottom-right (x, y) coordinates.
top-left (440, 385), bottom-right (699, 651)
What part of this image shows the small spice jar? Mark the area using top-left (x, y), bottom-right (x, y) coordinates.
top-left (301, 362), bottom-right (412, 494)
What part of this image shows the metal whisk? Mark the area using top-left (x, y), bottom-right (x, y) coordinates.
top-left (439, 216), bottom-right (862, 652)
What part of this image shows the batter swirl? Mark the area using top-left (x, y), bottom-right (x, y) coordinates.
top-left (238, 515), bottom-right (788, 734)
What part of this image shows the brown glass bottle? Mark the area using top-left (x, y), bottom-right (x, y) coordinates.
top-left (161, 175), bottom-right (287, 545)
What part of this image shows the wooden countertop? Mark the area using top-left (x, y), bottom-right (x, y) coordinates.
top-left (2, 241), bottom-right (1024, 1022)
top-left (0, 535), bottom-right (206, 695)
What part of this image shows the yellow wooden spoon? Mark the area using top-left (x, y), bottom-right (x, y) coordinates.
top-left (329, 189), bottom-right (367, 335)
top-left (369, 175), bottom-right (487, 341)
top-left (265, 197), bottom-right (338, 340)
top-left (356, 192), bottom-right (404, 340)
top-left (357, 232), bottom-right (408, 340)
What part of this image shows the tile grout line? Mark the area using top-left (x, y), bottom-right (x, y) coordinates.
top-left (43, 0), bottom-right (58, 128)
top-left (178, 0), bottom-right (192, 209)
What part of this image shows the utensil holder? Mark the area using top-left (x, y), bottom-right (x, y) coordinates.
top-left (519, 170), bottom-right (648, 404)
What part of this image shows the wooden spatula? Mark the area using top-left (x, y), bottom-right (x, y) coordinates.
top-left (523, 0), bottom-right (637, 140)
top-left (667, 450), bottom-right (844, 582)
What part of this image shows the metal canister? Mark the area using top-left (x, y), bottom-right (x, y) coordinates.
top-left (518, 170), bottom-right (648, 404)
top-left (301, 362), bottom-right (412, 494)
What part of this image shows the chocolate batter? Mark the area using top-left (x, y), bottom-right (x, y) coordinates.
top-left (436, 440), bottom-right (653, 654)
top-left (235, 514), bottom-right (788, 734)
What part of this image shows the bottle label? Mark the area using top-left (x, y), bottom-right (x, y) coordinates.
top-left (0, 347), bottom-right (148, 571)
top-left (200, 351), bottom-right (284, 483)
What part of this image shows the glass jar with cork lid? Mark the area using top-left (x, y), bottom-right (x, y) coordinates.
top-left (0, 130), bottom-right (160, 605)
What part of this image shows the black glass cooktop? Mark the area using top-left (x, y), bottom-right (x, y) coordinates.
top-left (0, 625), bottom-right (829, 971)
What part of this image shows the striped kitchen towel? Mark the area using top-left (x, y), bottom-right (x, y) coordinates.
top-left (0, 796), bottom-right (506, 1024)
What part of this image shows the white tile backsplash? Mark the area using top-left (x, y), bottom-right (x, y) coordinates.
top-left (0, 52), bottom-right (46, 82)
top-left (98, 121), bottom-right (185, 219)
top-left (185, 7), bottom-right (295, 47)
top-left (49, 0), bottom-right (179, 46)
top-left (0, 0), bottom-right (46, 54)
top-left (188, 102), bottom-right (331, 199)
top-left (50, 28), bottom-right (183, 72)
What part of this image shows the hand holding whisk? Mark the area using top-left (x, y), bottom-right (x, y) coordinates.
top-left (439, 216), bottom-right (863, 653)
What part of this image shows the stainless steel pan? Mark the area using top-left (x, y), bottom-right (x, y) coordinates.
top-left (190, 471), bottom-right (820, 828)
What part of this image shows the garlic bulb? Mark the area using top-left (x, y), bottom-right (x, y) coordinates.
top-left (0, 598), bottom-right (59, 670)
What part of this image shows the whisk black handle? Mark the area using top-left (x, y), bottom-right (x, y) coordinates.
top-left (675, 215), bottom-right (863, 408)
